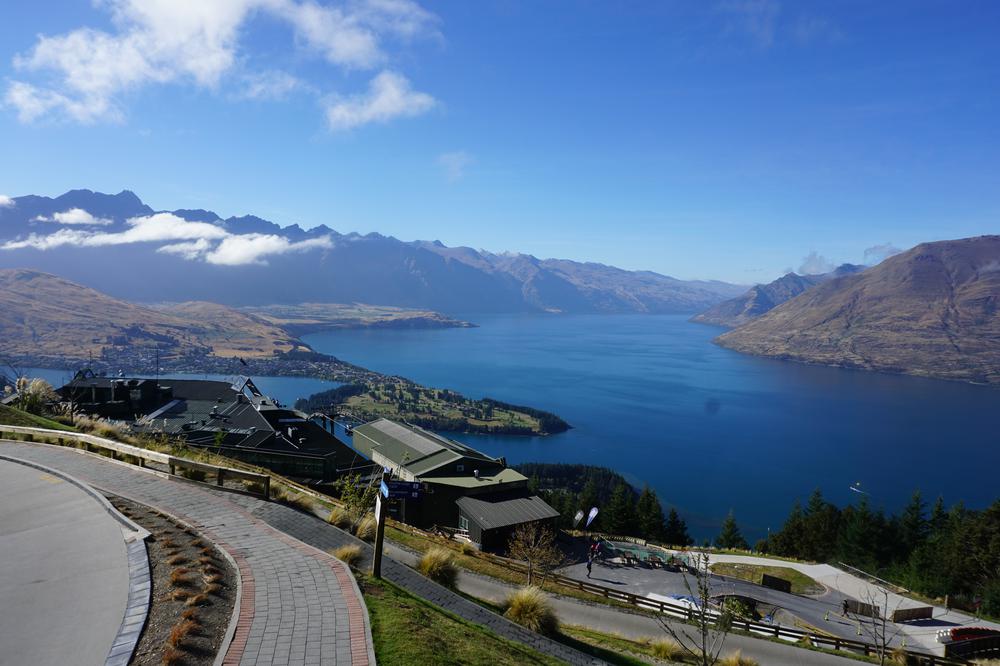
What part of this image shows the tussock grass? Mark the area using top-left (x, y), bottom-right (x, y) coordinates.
top-left (276, 490), bottom-right (314, 513)
top-left (170, 569), bottom-right (194, 587)
top-left (168, 619), bottom-right (199, 647)
top-left (355, 514), bottom-right (377, 542)
top-left (650, 637), bottom-right (685, 661)
top-left (197, 556), bottom-right (213, 566)
top-left (460, 542), bottom-right (477, 556)
top-left (719, 650), bottom-right (759, 666)
top-left (332, 544), bottom-right (363, 568)
top-left (204, 583), bottom-right (223, 595)
top-left (204, 572), bottom-right (223, 585)
top-left (185, 593), bottom-right (211, 607)
top-left (418, 547), bottom-right (458, 588)
top-left (180, 608), bottom-right (199, 622)
top-left (170, 589), bottom-right (191, 601)
top-left (501, 586), bottom-right (559, 636)
top-left (160, 647), bottom-right (185, 665)
top-left (167, 555), bottom-right (187, 566)
top-left (327, 506), bottom-right (353, 529)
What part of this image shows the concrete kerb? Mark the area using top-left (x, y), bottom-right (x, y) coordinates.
top-left (0, 453), bottom-right (152, 666)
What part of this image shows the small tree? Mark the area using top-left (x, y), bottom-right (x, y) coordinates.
top-left (665, 508), bottom-right (694, 546)
top-left (507, 522), bottom-right (565, 586)
top-left (715, 510), bottom-right (749, 550)
top-left (336, 472), bottom-right (380, 530)
top-left (657, 551), bottom-right (730, 666)
top-left (636, 486), bottom-right (666, 542)
top-left (848, 585), bottom-right (904, 666)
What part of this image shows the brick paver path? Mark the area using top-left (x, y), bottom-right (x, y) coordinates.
top-left (1, 441), bottom-right (375, 666)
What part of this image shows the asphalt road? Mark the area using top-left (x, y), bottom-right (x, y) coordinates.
top-left (0, 458), bottom-right (131, 666)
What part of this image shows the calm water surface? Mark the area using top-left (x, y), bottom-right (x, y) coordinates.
top-left (302, 314), bottom-right (1000, 540)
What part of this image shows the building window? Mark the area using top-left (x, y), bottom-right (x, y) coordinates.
top-left (459, 515), bottom-right (469, 531)
top-left (456, 464), bottom-right (465, 472)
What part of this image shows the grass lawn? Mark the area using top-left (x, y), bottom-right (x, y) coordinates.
top-left (360, 575), bottom-right (563, 666)
top-left (0, 405), bottom-right (77, 431)
top-left (708, 563), bottom-right (824, 595)
top-left (385, 525), bottom-right (637, 610)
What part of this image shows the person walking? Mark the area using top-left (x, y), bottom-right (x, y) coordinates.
top-left (586, 553), bottom-right (593, 578)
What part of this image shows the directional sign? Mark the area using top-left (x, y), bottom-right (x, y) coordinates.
top-left (386, 481), bottom-right (421, 492)
top-left (379, 480), bottom-right (390, 498)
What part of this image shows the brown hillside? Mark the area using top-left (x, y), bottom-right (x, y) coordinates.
top-left (716, 236), bottom-right (1000, 384)
top-left (0, 269), bottom-right (302, 359)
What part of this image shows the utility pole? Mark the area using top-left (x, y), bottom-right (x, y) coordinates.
top-left (371, 467), bottom-right (390, 579)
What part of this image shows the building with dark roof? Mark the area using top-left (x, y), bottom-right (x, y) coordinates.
top-left (350, 418), bottom-right (558, 550)
top-left (59, 372), bottom-right (369, 482)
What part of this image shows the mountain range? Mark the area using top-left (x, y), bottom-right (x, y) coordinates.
top-left (691, 263), bottom-right (865, 328)
top-left (0, 189), bottom-right (745, 314)
top-left (715, 236), bottom-right (1000, 385)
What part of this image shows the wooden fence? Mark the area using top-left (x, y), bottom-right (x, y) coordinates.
top-left (0, 425), bottom-right (271, 500)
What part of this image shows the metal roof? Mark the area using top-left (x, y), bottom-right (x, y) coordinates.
top-left (456, 495), bottom-right (560, 531)
top-left (351, 418), bottom-right (498, 476)
top-left (423, 468), bottom-right (527, 489)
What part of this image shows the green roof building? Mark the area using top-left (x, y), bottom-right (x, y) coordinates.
top-left (351, 418), bottom-right (558, 550)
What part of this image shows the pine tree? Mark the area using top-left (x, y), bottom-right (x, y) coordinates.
top-left (715, 510), bottom-right (749, 550)
top-left (899, 490), bottom-right (928, 556)
top-left (604, 483), bottom-right (637, 536)
top-left (636, 486), bottom-right (666, 541)
top-left (928, 495), bottom-right (947, 537)
top-left (664, 508), bottom-right (693, 546)
top-left (771, 500), bottom-right (806, 558)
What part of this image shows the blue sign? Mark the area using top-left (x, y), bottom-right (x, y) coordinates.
top-left (379, 480), bottom-right (389, 498)
top-left (386, 481), bottom-right (421, 492)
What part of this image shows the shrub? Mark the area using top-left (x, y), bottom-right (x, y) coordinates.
top-left (460, 542), bottom-right (477, 556)
top-left (719, 650), bottom-right (758, 666)
top-left (650, 638), bottom-right (684, 661)
top-left (502, 586), bottom-right (559, 635)
top-left (332, 544), bottom-right (363, 568)
top-left (419, 547), bottom-right (458, 587)
top-left (355, 514), bottom-right (377, 542)
top-left (327, 506), bottom-right (353, 529)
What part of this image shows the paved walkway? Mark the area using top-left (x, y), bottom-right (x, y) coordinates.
top-left (703, 552), bottom-right (1000, 653)
top-left (0, 457), bottom-right (134, 666)
top-left (0, 441), bottom-right (375, 666)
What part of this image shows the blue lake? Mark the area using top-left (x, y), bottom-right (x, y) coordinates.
top-left (302, 314), bottom-right (1000, 541)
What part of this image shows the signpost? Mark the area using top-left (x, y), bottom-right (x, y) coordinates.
top-left (371, 470), bottom-right (423, 578)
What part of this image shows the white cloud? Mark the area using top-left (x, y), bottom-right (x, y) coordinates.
top-left (5, 0), bottom-right (439, 125)
top-left (238, 70), bottom-right (307, 101)
top-left (0, 195), bottom-right (13, 208)
top-left (204, 233), bottom-right (333, 265)
top-left (437, 151), bottom-right (473, 182)
top-left (863, 243), bottom-right (902, 265)
top-left (156, 238), bottom-right (215, 260)
top-left (2, 211), bottom-right (332, 265)
top-left (33, 208), bottom-right (113, 225)
top-left (324, 70), bottom-right (435, 131)
top-left (798, 251), bottom-right (835, 275)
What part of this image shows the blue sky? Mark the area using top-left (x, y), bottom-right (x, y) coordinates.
top-left (1, 0), bottom-right (998, 283)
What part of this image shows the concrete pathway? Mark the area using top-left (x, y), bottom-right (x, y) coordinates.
top-left (0, 457), bottom-right (133, 666)
top-left (0, 441), bottom-right (375, 666)
top-left (703, 552), bottom-right (1000, 653)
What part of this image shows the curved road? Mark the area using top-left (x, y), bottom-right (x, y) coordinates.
top-left (0, 440), bottom-right (375, 666)
top-left (0, 457), bottom-right (133, 666)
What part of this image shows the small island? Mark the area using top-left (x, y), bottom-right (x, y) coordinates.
top-left (295, 383), bottom-right (569, 436)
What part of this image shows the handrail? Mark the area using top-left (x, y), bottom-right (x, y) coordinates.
top-left (0, 425), bottom-right (271, 500)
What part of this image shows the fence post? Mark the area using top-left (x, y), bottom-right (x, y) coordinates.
top-left (217, 469), bottom-right (225, 486)
top-left (262, 476), bottom-right (270, 500)
top-left (169, 461), bottom-right (176, 476)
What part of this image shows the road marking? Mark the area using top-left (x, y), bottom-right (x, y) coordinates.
top-left (37, 472), bottom-right (62, 484)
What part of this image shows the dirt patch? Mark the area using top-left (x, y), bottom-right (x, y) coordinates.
top-left (108, 496), bottom-right (237, 666)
